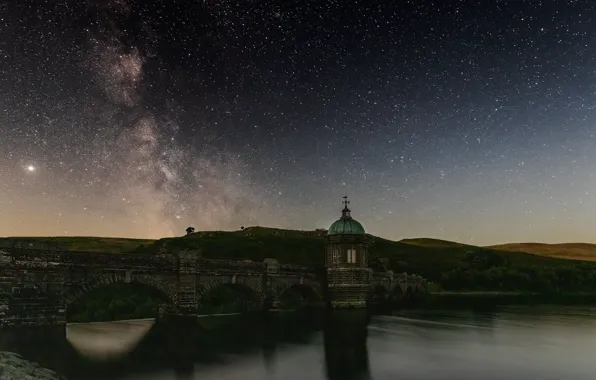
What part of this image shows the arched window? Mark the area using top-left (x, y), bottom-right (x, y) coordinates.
top-left (347, 248), bottom-right (357, 264)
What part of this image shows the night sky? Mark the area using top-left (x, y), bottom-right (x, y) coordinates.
top-left (2, 1), bottom-right (596, 245)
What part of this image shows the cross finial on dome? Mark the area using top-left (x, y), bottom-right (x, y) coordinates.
top-left (341, 195), bottom-right (352, 219)
top-left (342, 195), bottom-right (350, 208)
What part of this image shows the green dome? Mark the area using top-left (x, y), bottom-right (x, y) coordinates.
top-left (328, 218), bottom-right (365, 235)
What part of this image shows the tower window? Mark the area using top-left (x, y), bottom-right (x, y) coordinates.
top-left (332, 249), bottom-right (340, 263)
top-left (347, 248), bottom-right (357, 264)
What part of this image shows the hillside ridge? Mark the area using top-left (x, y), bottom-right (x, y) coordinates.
top-left (4, 227), bottom-right (596, 263)
top-left (488, 242), bottom-right (596, 262)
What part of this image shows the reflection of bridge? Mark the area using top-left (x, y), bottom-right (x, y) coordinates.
top-left (0, 245), bottom-right (426, 328)
top-left (0, 310), bottom-right (372, 380)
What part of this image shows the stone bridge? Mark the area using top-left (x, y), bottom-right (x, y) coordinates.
top-left (372, 271), bottom-right (427, 301)
top-left (0, 246), bottom-right (426, 328)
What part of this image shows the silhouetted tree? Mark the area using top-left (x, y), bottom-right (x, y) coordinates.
top-left (185, 227), bottom-right (195, 235)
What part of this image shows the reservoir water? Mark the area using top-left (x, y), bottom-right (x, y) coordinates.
top-left (3, 304), bottom-right (596, 379)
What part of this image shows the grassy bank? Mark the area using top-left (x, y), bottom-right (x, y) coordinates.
top-left (420, 292), bottom-right (596, 309)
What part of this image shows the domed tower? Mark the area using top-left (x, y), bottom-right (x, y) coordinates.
top-left (325, 196), bottom-right (372, 308)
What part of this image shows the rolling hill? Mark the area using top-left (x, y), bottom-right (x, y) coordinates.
top-left (0, 236), bottom-right (155, 254)
top-left (488, 243), bottom-right (596, 262)
top-left (5, 227), bottom-right (596, 294)
top-left (399, 238), bottom-right (471, 248)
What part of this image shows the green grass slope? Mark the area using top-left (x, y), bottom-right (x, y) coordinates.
top-left (141, 227), bottom-right (326, 265)
top-left (488, 242), bottom-right (596, 262)
top-left (399, 238), bottom-right (470, 248)
top-left (0, 236), bottom-right (154, 253)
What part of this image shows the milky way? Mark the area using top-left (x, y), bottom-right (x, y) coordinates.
top-left (81, 0), bottom-right (264, 237)
top-left (2, 1), bottom-right (596, 244)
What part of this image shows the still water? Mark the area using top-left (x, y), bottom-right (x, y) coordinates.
top-left (3, 305), bottom-right (596, 380)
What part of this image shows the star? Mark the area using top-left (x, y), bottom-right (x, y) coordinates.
top-left (1, 1), bottom-right (596, 245)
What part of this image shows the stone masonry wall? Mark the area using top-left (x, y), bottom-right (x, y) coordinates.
top-left (0, 248), bottom-right (324, 328)
top-left (0, 247), bottom-right (425, 328)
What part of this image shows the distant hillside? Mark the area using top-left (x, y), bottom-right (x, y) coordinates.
top-left (488, 243), bottom-right (596, 262)
top-left (141, 227), bottom-right (327, 266)
top-left (399, 238), bottom-right (471, 248)
top-left (7, 227), bottom-right (596, 293)
top-left (0, 236), bottom-right (155, 254)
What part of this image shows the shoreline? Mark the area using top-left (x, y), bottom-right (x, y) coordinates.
top-left (429, 291), bottom-right (535, 296)
top-left (62, 294), bottom-right (596, 325)
top-left (67, 318), bottom-right (155, 326)
top-left (428, 291), bottom-right (596, 297)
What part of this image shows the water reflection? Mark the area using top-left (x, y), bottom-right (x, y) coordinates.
top-left (0, 311), bottom-right (328, 380)
top-left (67, 319), bottom-right (154, 360)
top-left (0, 325), bottom-right (79, 369)
top-left (260, 311), bottom-right (279, 373)
top-left (324, 309), bottom-right (371, 380)
top-left (6, 305), bottom-right (596, 380)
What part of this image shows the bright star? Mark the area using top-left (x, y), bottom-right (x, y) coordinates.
top-left (26, 165), bottom-right (36, 172)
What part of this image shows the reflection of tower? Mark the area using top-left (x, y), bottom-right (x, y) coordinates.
top-left (174, 366), bottom-right (194, 380)
top-left (261, 311), bottom-right (278, 375)
top-left (323, 309), bottom-right (372, 380)
top-left (325, 196), bottom-right (372, 307)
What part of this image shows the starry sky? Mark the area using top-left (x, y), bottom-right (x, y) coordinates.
top-left (2, 0), bottom-right (596, 245)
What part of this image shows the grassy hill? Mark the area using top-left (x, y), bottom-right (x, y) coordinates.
top-left (0, 236), bottom-right (155, 253)
top-left (5, 227), bottom-right (596, 293)
top-left (399, 238), bottom-right (470, 248)
top-left (488, 243), bottom-right (596, 262)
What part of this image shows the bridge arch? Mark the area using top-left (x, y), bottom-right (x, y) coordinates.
top-left (197, 280), bottom-right (266, 314)
top-left (371, 284), bottom-right (389, 299)
top-left (276, 283), bottom-right (323, 307)
top-left (64, 272), bottom-right (175, 308)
